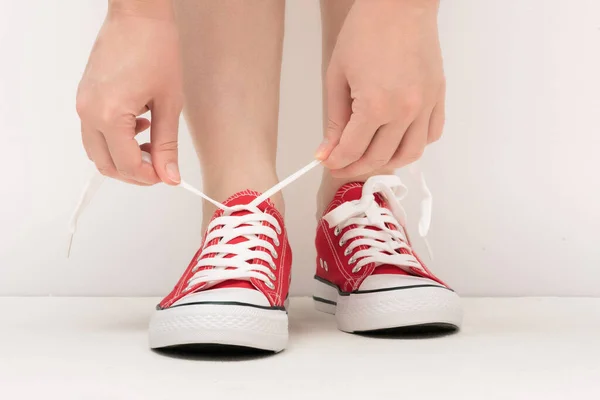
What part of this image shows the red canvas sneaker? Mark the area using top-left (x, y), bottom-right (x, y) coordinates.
top-left (149, 189), bottom-right (291, 352)
top-left (314, 175), bottom-right (462, 333)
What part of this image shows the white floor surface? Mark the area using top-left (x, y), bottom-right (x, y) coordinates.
top-left (0, 297), bottom-right (599, 400)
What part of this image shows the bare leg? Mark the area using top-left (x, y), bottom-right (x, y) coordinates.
top-left (175, 0), bottom-right (285, 228)
top-left (317, 0), bottom-right (395, 215)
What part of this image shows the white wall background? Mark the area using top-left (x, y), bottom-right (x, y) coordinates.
top-left (1, 0), bottom-right (599, 297)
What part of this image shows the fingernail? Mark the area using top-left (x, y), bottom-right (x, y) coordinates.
top-left (315, 138), bottom-right (329, 160)
top-left (165, 163), bottom-right (181, 183)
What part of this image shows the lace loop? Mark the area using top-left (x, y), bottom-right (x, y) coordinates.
top-left (323, 174), bottom-right (432, 273)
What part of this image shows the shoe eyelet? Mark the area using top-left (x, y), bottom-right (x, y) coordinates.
top-left (275, 226), bottom-right (282, 235)
top-left (272, 251), bottom-right (279, 259)
top-left (334, 227), bottom-right (341, 236)
top-left (273, 237), bottom-right (280, 246)
top-left (339, 239), bottom-right (346, 246)
top-left (266, 281), bottom-right (275, 289)
top-left (344, 248), bottom-right (351, 256)
top-left (268, 272), bottom-right (276, 280)
top-left (351, 266), bottom-right (361, 273)
top-left (349, 257), bottom-right (356, 264)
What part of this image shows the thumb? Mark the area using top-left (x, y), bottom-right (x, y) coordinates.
top-left (150, 98), bottom-right (181, 185)
top-left (315, 68), bottom-right (351, 161)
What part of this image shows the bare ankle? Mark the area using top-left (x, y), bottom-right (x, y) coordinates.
top-left (200, 169), bottom-right (284, 231)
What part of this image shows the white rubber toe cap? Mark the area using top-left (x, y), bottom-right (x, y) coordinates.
top-left (172, 287), bottom-right (271, 307)
top-left (358, 274), bottom-right (447, 291)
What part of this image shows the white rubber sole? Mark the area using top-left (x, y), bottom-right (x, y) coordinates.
top-left (148, 303), bottom-right (288, 352)
top-left (313, 278), bottom-right (463, 333)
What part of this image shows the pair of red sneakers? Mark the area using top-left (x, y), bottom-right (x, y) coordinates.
top-left (149, 175), bottom-right (462, 352)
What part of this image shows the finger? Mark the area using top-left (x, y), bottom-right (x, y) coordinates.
top-left (137, 105), bottom-right (150, 115)
top-left (135, 118), bottom-right (151, 134)
top-left (334, 122), bottom-right (403, 178)
top-left (83, 127), bottom-right (150, 186)
top-left (139, 142), bottom-right (152, 155)
top-left (427, 96), bottom-right (445, 144)
top-left (80, 122), bottom-right (95, 162)
top-left (316, 67), bottom-right (351, 161)
top-left (325, 109), bottom-right (381, 170)
top-left (150, 98), bottom-right (181, 185)
top-left (390, 112), bottom-right (430, 169)
top-left (102, 115), bottom-right (160, 185)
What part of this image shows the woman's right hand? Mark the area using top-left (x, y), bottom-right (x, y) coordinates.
top-left (76, 0), bottom-right (183, 186)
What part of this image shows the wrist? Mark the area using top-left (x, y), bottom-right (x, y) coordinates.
top-left (108, 0), bottom-right (174, 20)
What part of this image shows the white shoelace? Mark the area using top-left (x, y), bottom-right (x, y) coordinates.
top-left (68, 152), bottom-right (321, 289)
top-left (322, 173), bottom-right (432, 274)
top-left (68, 152), bottom-right (432, 286)
top-left (178, 159), bottom-right (321, 291)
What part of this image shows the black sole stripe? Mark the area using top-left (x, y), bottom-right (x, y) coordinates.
top-left (313, 275), bottom-right (453, 296)
top-left (158, 301), bottom-right (287, 312)
top-left (312, 296), bottom-right (337, 306)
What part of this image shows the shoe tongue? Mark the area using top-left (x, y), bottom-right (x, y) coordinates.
top-left (221, 189), bottom-right (275, 213)
top-left (201, 189), bottom-right (275, 292)
top-left (335, 182), bottom-right (364, 202)
top-left (335, 182), bottom-right (387, 207)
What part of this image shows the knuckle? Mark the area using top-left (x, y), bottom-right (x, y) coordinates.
top-left (155, 140), bottom-right (178, 153)
top-left (339, 149), bottom-right (363, 164)
top-left (75, 94), bottom-right (91, 118)
top-left (365, 156), bottom-right (389, 169)
top-left (394, 149), bottom-right (424, 166)
top-left (326, 118), bottom-right (343, 141)
top-left (357, 89), bottom-right (390, 120)
top-left (98, 103), bottom-right (121, 127)
top-left (428, 133), bottom-right (442, 144)
top-left (429, 122), bottom-right (445, 144)
top-left (116, 167), bottom-right (135, 179)
top-left (114, 160), bottom-right (141, 180)
top-left (326, 117), bottom-right (342, 133)
top-left (401, 91), bottom-right (424, 116)
top-left (97, 165), bottom-right (116, 177)
top-left (75, 97), bottom-right (88, 118)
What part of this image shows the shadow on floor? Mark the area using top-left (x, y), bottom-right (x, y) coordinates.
top-left (152, 344), bottom-right (276, 362)
top-left (355, 323), bottom-right (459, 340)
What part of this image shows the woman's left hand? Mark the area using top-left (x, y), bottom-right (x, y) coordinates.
top-left (317, 0), bottom-right (446, 177)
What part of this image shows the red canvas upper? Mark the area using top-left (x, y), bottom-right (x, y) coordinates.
top-left (315, 182), bottom-right (448, 293)
top-left (159, 189), bottom-right (292, 309)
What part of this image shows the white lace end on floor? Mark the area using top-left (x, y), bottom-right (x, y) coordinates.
top-left (67, 152), bottom-right (321, 258)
